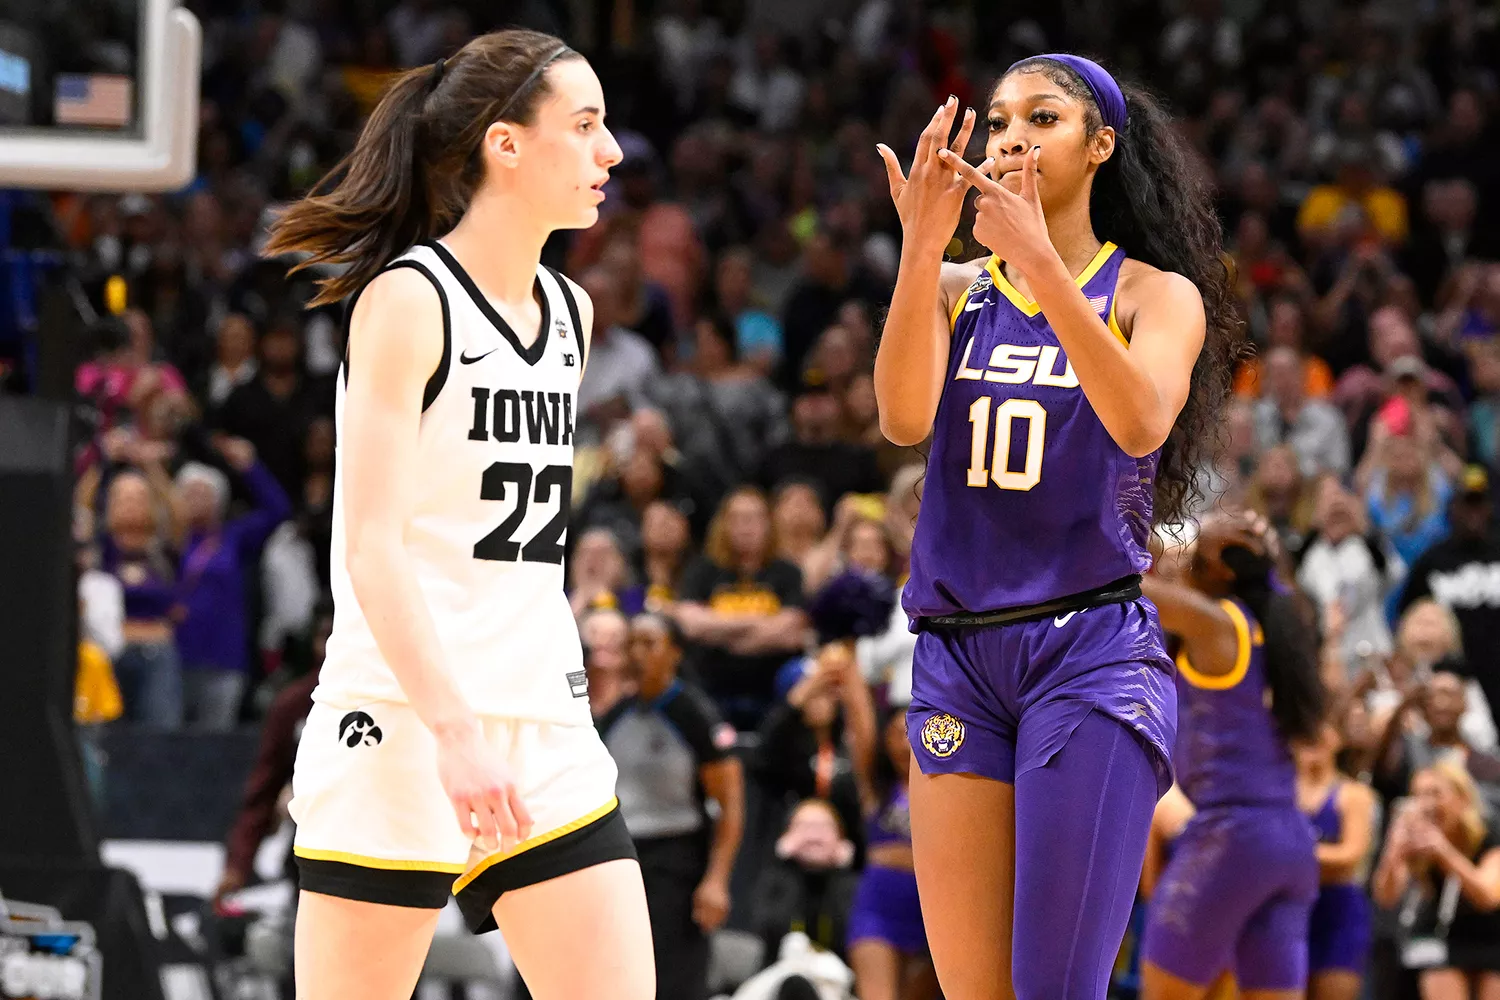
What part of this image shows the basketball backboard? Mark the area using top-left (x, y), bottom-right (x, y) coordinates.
top-left (0, 0), bottom-right (200, 192)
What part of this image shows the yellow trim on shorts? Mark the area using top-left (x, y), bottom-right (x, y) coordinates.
top-left (293, 846), bottom-right (467, 874)
top-left (1176, 599), bottom-right (1254, 690)
top-left (451, 796), bottom-right (619, 894)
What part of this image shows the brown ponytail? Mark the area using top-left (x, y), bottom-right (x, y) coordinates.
top-left (264, 29), bottom-right (580, 307)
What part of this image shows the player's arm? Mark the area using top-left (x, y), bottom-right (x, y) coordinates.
top-left (341, 268), bottom-right (472, 732)
top-left (1317, 780), bottom-right (1375, 883)
top-left (874, 259), bottom-right (980, 446)
top-left (1138, 574), bottom-right (1242, 678)
top-left (938, 150), bottom-right (1204, 458)
top-left (1051, 266), bottom-right (1205, 459)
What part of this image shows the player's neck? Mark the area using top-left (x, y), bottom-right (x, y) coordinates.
top-left (1041, 199), bottom-right (1104, 278)
top-left (443, 188), bottom-right (550, 303)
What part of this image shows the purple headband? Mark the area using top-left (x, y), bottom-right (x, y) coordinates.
top-left (1008, 53), bottom-right (1127, 134)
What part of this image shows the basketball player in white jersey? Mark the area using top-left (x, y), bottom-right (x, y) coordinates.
top-left (262, 29), bottom-right (652, 1000)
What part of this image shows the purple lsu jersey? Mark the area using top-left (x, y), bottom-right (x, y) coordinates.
top-left (1174, 597), bottom-right (1296, 809)
top-left (903, 243), bottom-right (1158, 618)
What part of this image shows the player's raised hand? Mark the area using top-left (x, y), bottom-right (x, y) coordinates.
top-left (938, 144), bottom-right (1051, 275)
top-left (875, 96), bottom-right (982, 256)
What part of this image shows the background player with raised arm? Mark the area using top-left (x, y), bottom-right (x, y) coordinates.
top-left (873, 53), bottom-right (1239, 1000)
top-left (1140, 512), bottom-right (1326, 1000)
top-left (262, 29), bottom-right (652, 1000)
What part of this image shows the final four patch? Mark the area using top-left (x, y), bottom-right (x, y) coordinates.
top-left (920, 713), bottom-right (966, 758)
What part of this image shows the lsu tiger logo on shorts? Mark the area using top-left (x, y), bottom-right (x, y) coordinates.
top-left (920, 712), bottom-right (965, 758)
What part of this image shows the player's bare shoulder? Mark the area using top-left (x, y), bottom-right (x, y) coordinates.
top-left (1115, 257), bottom-right (1204, 338)
top-left (939, 257), bottom-right (989, 320)
top-left (348, 266), bottom-right (445, 374)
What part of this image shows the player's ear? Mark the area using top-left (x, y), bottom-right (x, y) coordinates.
top-left (481, 121), bottom-right (523, 170)
top-left (1089, 126), bottom-right (1116, 167)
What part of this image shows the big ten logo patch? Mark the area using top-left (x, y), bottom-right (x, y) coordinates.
top-left (338, 711), bottom-right (383, 747)
top-left (708, 586), bottom-right (781, 617)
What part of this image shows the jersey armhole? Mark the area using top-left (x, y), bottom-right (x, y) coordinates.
top-left (341, 259), bottom-right (453, 413)
top-left (544, 265), bottom-right (586, 374)
top-left (1176, 598), bottom-right (1254, 690)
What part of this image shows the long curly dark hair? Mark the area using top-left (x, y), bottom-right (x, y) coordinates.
top-left (1004, 57), bottom-right (1243, 528)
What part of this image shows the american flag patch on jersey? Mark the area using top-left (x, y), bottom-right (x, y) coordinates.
top-left (1088, 295), bottom-right (1110, 316)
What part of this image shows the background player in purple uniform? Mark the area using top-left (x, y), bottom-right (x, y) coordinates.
top-left (1139, 513), bottom-right (1327, 1000)
top-left (1295, 723), bottom-right (1377, 1000)
top-left (873, 53), bottom-right (1239, 1000)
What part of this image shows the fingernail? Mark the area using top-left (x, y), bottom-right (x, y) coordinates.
top-left (948, 94), bottom-right (956, 104)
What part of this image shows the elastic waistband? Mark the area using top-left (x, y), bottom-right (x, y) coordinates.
top-left (916, 575), bottom-right (1142, 631)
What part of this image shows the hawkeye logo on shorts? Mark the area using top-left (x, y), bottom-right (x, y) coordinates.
top-left (920, 713), bottom-right (965, 758)
top-left (338, 711), bottom-right (383, 748)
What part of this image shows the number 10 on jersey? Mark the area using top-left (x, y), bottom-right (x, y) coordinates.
top-left (967, 396), bottom-right (1047, 491)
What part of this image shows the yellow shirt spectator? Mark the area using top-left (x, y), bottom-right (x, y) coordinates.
top-left (1297, 184), bottom-right (1409, 245)
top-left (76, 640), bottom-right (123, 725)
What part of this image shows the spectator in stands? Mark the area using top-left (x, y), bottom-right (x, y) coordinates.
top-left (713, 245), bottom-right (785, 374)
top-left (569, 527), bottom-right (633, 618)
top-left (1297, 140), bottom-right (1409, 253)
top-left (602, 612), bottom-right (744, 1000)
top-left (215, 314), bottom-right (324, 496)
top-left (1233, 295), bottom-right (1333, 400)
top-left (620, 499), bottom-right (693, 615)
top-left (677, 486), bottom-right (809, 728)
top-left (756, 644), bottom-right (867, 859)
top-left (575, 436), bottom-right (677, 562)
top-left (1245, 445), bottom-right (1316, 554)
top-left (577, 266), bottom-right (660, 437)
top-left (1360, 426), bottom-right (1453, 570)
top-left (779, 228), bottom-right (885, 389)
top-left (1299, 475), bottom-right (1399, 671)
top-left (644, 310), bottom-right (787, 490)
top-left (580, 608), bottom-right (632, 720)
top-left (100, 470), bottom-right (183, 728)
top-left (751, 798), bottom-right (860, 965)
top-left (772, 480), bottom-right (829, 584)
top-left (205, 313), bottom-right (259, 410)
top-left (1254, 345), bottom-right (1350, 478)
top-left (760, 383), bottom-right (884, 517)
top-left (1403, 180), bottom-right (1492, 309)
top-left (76, 310), bottom-right (189, 434)
top-left (1400, 466), bottom-right (1500, 718)
top-left (1372, 761), bottom-right (1500, 999)
top-left (213, 602), bottom-right (332, 909)
top-left (1372, 669), bottom-right (1500, 812)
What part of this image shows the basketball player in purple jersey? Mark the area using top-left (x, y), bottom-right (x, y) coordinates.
top-left (873, 54), bottom-right (1239, 999)
top-left (1139, 513), bottom-right (1326, 1000)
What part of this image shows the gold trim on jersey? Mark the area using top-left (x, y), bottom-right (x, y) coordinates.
top-left (1106, 296), bottom-right (1129, 347)
top-left (987, 242), bottom-right (1119, 318)
top-left (1176, 598), bottom-right (1256, 690)
top-left (451, 796), bottom-right (620, 894)
top-left (293, 846), bottom-right (468, 874)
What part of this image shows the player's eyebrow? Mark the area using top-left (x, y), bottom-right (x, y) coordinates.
top-left (572, 105), bottom-right (602, 116)
top-left (989, 94), bottom-right (1065, 111)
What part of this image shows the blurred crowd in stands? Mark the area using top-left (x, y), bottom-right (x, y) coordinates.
top-left (8, 0), bottom-right (1500, 996)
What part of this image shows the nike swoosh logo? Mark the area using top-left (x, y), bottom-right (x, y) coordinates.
top-left (964, 299), bottom-right (986, 312)
top-left (1054, 611), bottom-right (1082, 628)
top-left (459, 349), bottom-right (497, 365)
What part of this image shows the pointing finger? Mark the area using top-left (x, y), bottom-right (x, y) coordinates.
top-left (936, 149), bottom-right (997, 192)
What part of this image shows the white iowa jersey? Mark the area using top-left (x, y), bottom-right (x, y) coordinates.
top-left (319, 241), bottom-right (591, 725)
